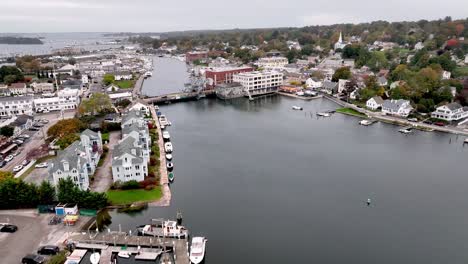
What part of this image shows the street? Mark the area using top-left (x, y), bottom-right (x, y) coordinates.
top-left (90, 131), bottom-right (120, 192)
top-left (3, 110), bottom-right (76, 172)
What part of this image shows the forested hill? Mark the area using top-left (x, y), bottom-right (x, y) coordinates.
top-left (0, 37), bottom-right (43, 45)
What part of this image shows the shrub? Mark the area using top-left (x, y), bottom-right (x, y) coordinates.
top-left (111, 181), bottom-right (122, 190)
top-left (150, 157), bottom-right (157, 166)
top-left (103, 145), bottom-right (109, 153)
top-left (121, 180), bottom-right (140, 190)
top-left (148, 171), bottom-right (156, 178)
top-left (145, 185), bottom-right (154, 191)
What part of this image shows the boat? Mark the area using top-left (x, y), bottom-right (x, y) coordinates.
top-left (164, 142), bottom-right (173, 153)
top-left (292, 106), bottom-right (303, 110)
top-left (90, 252), bottom-right (100, 264)
top-left (168, 172), bottom-right (175, 182)
top-left (166, 154), bottom-right (173, 160)
top-left (167, 162), bottom-right (174, 171)
top-left (144, 71), bottom-right (152, 78)
top-left (359, 120), bottom-right (375, 126)
top-left (118, 252), bottom-right (130, 258)
top-left (159, 115), bottom-right (169, 126)
top-left (296, 91), bottom-right (305, 96)
top-left (366, 198), bottom-right (372, 206)
top-left (464, 138), bottom-right (468, 144)
top-left (317, 112), bottom-right (331, 117)
top-left (398, 126), bottom-right (414, 134)
top-left (162, 131), bottom-right (171, 141)
top-left (190, 237), bottom-right (207, 264)
top-left (154, 105), bottom-right (159, 111)
top-left (137, 220), bottom-right (188, 238)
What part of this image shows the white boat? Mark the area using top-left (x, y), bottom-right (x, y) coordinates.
top-left (90, 252), bottom-right (100, 264)
top-left (162, 131), bottom-right (171, 141)
top-left (304, 90), bottom-right (318, 97)
top-left (137, 220), bottom-right (188, 238)
top-left (167, 162), bottom-right (174, 171)
top-left (292, 106), bottom-right (303, 110)
top-left (399, 127), bottom-right (413, 134)
top-left (166, 154), bottom-right (173, 160)
top-left (464, 138), bottom-right (468, 144)
top-left (296, 91), bottom-right (305, 96)
top-left (317, 112), bottom-right (331, 117)
top-left (190, 237), bottom-right (207, 264)
top-left (118, 252), bottom-right (130, 258)
top-left (359, 120), bottom-right (373, 126)
top-left (159, 115), bottom-right (169, 126)
top-left (164, 142), bottom-right (173, 153)
top-left (154, 105), bottom-right (159, 110)
top-left (144, 71), bottom-right (152, 77)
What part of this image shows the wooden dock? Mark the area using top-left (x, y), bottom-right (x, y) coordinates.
top-left (68, 231), bottom-right (190, 264)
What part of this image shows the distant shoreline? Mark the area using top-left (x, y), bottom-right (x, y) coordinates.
top-left (0, 37), bottom-right (43, 45)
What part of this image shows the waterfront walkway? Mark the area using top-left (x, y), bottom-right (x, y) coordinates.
top-left (278, 92), bottom-right (323, 100)
top-left (150, 105), bottom-right (171, 207)
top-left (324, 95), bottom-right (468, 136)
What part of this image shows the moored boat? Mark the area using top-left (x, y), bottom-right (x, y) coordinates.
top-left (398, 126), bottom-right (414, 134)
top-left (164, 142), bottom-right (173, 153)
top-left (190, 237), bottom-right (207, 264)
top-left (292, 106), bottom-right (303, 110)
top-left (90, 252), bottom-right (100, 264)
top-left (159, 115), bottom-right (169, 126)
top-left (167, 162), bottom-right (174, 171)
top-left (163, 131), bottom-right (171, 141)
top-left (317, 112), bottom-right (331, 117)
top-left (137, 220), bottom-right (188, 238)
top-left (168, 172), bottom-right (175, 182)
top-left (166, 154), bottom-right (173, 160)
top-left (118, 252), bottom-right (130, 258)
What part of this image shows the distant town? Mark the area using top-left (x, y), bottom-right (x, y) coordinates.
top-left (0, 16), bottom-right (466, 264)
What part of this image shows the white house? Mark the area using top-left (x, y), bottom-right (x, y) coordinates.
top-left (9, 83), bottom-right (27, 95)
top-left (414, 42), bottom-right (425, 50)
top-left (382, 99), bottom-right (413, 117)
top-left (431, 102), bottom-right (468, 121)
top-left (31, 82), bottom-right (55, 93)
top-left (366, 96), bottom-right (385, 110)
top-left (256, 57), bottom-right (289, 71)
top-left (34, 88), bottom-right (80, 112)
top-left (108, 92), bottom-right (132, 102)
top-left (442, 71), bottom-right (451, 80)
top-left (81, 74), bottom-right (89, 85)
top-left (338, 79), bottom-right (349, 94)
top-left (127, 101), bottom-right (150, 115)
top-left (113, 71), bottom-right (132, 81)
top-left (305, 78), bottom-right (323, 89)
top-left (106, 84), bottom-right (120, 92)
top-left (0, 96), bottom-right (34, 117)
top-left (49, 129), bottom-right (103, 191)
top-left (111, 137), bottom-right (148, 183)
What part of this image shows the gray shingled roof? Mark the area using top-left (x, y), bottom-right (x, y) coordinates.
top-left (0, 96), bottom-right (33, 102)
top-left (49, 141), bottom-right (86, 174)
top-left (112, 137), bottom-right (144, 166)
top-left (323, 81), bottom-right (338, 90)
top-left (371, 96), bottom-right (385, 105)
top-left (445, 102), bottom-right (462, 111)
top-left (12, 115), bottom-right (33, 127)
top-left (122, 109), bottom-right (144, 125)
top-left (81, 129), bottom-right (99, 139)
top-left (383, 99), bottom-right (410, 111)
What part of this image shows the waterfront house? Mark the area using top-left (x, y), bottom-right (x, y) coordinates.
top-left (113, 71), bottom-right (132, 81)
top-left (322, 81), bottom-right (338, 94)
top-left (122, 122), bottom-right (151, 162)
top-left (366, 96), bottom-right (385, 110)
top-left (121, 109), bottom-right (147, 128)
top-left (306, 78), bottom-right (323, 89)
top-left (382, 99), bottom-right (413, 117)
top-left (49, 130), bottom-right (102, 191)
top-left (127, 101), bottom-right (150, 115)
top-left (108, 92), bottom-right (132, 102)
top-left (338, 79), bottom-right (350, 94)
top-left (111, 136), bottom-right (148, 183)
top-left (431, 102), bottom-right (468, 121)
top-left (0, 96), bottom-right (34, 117)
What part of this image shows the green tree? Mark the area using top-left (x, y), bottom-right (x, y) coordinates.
top-left (38, 181), bottom-right (56, 205)
top-left (366, 51), bottom-right (388, 71)
top-left (332, 67), bottom-right (351, 82)
top-left (79, 93), bottom-right (113, 115)
top-left (3, 75), bottom-right (18, 85)
top-left (103, 74), bottom-right (115, 86)
top-left (0, 126), bottom-right (14, 137)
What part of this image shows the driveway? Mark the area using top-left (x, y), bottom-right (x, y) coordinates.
top-left (24, 167), bottom-right (52, 185)
top-left (3, 110), bottom-right (76, 172)
top-left (90, 131), bottom-right (120, 192)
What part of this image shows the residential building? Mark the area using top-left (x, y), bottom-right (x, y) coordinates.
top-left (322, 81), bottom-right (338, 94)
top-left (233, 71), bottom-right (283, 97)
top-left (108, 92), bottom-right (132, 102)
top-left (113, 71), bottom-right (132, 81)
top-left (204, 66), bottom-right (253, 89)
top-left (366, 96), bottom-right (385, 110)
top-left (9, 83), bottom-right (27, 95)
top-left (442, 71), bottom-right (451, 80)
top-left (81, 74), bottom-right (89, 85)
top-left (377, 76), bottom-right (388, 86)
top-left (256, 57), bottom-right (289, 71)
top-left (431, 103), bottom-right (468, 121)
top-left (121, 109), bottom-right (147, 128)
top-left (31, 82), bottom-right (55, 93)
top-left (34, 88), bottom-right (80, 112)
top-left (338, 79), bottom-right (349, 94)
top-left (382, 99), bottom-right (413, 117)
top-left (54, 64), bottom-right (76, 76)
top-left (0, 96), bottom-right (34, 117)
top-left (414, 42), bottom-right (425, 50)
top-left (49, 129), bottom-right (103, 191)
top-left (306, 78), bottom-right (323, 89)
top-left (127, 101), bottom-right (150, 115)
top-left (111, 136), bottom-right (148, 183)
top-left (185, 51), bottom-right (208, 64)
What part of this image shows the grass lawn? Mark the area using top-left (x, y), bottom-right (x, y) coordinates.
top-left (115, 80), bottom-right (135, 89)
top-left (101, 132), bottom-right (109, 143)
top-left (336, 107), bottom-right (367, 118)
top-left (107, 187), bottom-right (163, 205)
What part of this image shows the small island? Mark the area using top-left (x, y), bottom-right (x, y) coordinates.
top-left (0, 36), bottom-right (43, 45)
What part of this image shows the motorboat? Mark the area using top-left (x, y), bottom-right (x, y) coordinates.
top-left (137, 220), bottom-right (188, 238)
top-left (154, 105), bottom-right (159, 111)
top-left (190, 237), bottom-right (207, 264)
top-left (144, 71), bottom-right (152, 78)
top-left (464, 138), bottom-right (468, 144)
top-left (296, 91), bottom-right (305, 96)
top-left (398, 126), bottom-right (413, 134)
top-left (90, 252), bottom-right (100, 264)
top-left (159, 115), bottom-right (169, 126)
top-left (168, 172), bottom-right (175, 182)
top-left (359, 120), bottom-right (375, 126)
top-left (164, 142), bottom-right (173, 153)
top-left (304, 90), bottom-right (318, 97)
top-left (167, 162), bottom-right (174, 171)
top-left (292, 106), bottom-right (303, 110)
top-left (118, 252), bottom-right (130, 258)
top-left (166, 154), bottom-right (173, 160)
top-left (162, 131), bottom-right (171, 141)
top-left (317, 112), bottom-right (331, 117)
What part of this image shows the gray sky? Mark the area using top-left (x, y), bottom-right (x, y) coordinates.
top-left (1, 0), bottom-right (467, 33)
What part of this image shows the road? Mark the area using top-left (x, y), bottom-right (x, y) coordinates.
top-left (133, 75), bottom-right (145, 98)
top-left (3, 110), bottom-right (76, 172)
top-left (90, 131), bottom-right (120, 192)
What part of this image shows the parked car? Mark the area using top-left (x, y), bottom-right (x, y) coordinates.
top-left (40, 119), bottom-right (49, 124)
top-left (13, 165), bottom-right (23, 172)
top-left (20, 134), bottom-right (31, 139)
top-left (21, 254), bottom-right (46, 264)
top-left (12, 152), bottom-right (20, 157)
top-left (407, 118), bottom-right (418, 122)
top-left (0, 160), bottom-right (5, 168)
top-left (37, 245), bottom-right (59, 255)
top-left (4, 155), bottom-right (14, 162)
top-left (29, 127), bottom-right (40, 131)
top-left (13, 140), bottom-right (24, 145)
top-left (35, 162), bottom-right (48, 168)
top-left (423, 120), bottom-right (433, 124)
top-left (21, 160), bottom-right (29, 166)
top-left (434, 122), bottom-right (445, 127)
top-left (0, 224), bottom-right (18, 233)
top-left (33, 123), bottom-right (44, 128)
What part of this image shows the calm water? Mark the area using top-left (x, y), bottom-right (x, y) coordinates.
top-left (106, 91), bottom-right (468, 263)
top-left (141, 57), bottom-right (190, 97)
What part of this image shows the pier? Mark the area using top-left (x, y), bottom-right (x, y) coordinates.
top-left (143, 90), bottom-right (215, 104)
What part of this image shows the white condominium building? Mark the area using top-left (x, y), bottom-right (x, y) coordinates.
top-left (233, 71), bottom-right (283, 97)
top-left (257, 57), bottom-right (289, 70)
top-left (0, 96), bottom-right (34, 117)
top-left (34, 88), bottom-right (81, 112)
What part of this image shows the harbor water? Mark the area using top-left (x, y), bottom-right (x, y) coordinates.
top-left (108, 58), bottom-right (468, 263)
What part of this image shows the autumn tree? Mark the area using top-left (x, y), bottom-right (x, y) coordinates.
top-left (79, 93), bottom-right (113, 115)
top-left (103, 74), bottom-right (115, 86)
top-left (332, 67), bottom-right (351, 82)
top-left (47, 118), bottom-right (85, 139)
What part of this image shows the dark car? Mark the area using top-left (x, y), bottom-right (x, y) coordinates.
top-left (0, 224), bottom-right (17, 232)
top-left (37, 245), bottom-right (59, 255)
top-left (21, 254), bottom-right (46, 264)
top-left (434, 122), bottom-right (445, 127)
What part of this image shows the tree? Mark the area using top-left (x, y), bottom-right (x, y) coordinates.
top-left (342, 44), bottom-right (362, 59)
top-left (103, 74), bottom-right (115, 86)
top-left (115, 99), bottom-right (131, 108)
top-left (37, 181), bottom-right (56, 205)
top-left (47, 118), bottom-right (85, 139)
top-left (0, 126), bottom-right (14, 137)
top-left (79, 93), bottom-right (113, 115)
top-left (332, 67), bottom-right (351, 82)
top-left (365, 75), bottom-right (380, 91)
top-left (0, 171), bottom-right (13, 181)
top-left (57, 178), bottom-right (108, 209)
top-left (366, 51), bottom-right (388, 71)
top-left (3, 74), bottom-right (18, 85)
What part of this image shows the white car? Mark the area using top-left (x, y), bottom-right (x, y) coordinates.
top-left (12, 165), bottom-right (23, 172)
top-left (21, 160), bottom-right (29, 166)
top-left (35, 162), bottom-right (48, 168)
top-left (20, 134), bottom-right (30, 139)
top-left (4, 155), bottom-right (13, 162)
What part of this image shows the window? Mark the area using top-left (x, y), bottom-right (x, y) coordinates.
top-left (116, 167), bottom-right (119, 172)
top-left (135, 165), bottom-right (140, 170)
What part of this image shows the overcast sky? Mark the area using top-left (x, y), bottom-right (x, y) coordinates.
top-left (1, 0), bottom-right (467, 33)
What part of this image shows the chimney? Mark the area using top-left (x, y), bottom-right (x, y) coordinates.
top-left (63, 161), bottom-right (69, 172)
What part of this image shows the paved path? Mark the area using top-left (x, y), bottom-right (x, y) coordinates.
top-left (90, 131), bottom-right (120, 192)
top-left (133, 75), bottom-right (145, 98)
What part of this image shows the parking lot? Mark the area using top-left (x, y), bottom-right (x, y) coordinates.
top-left (0, 210), bottom-right (91, 264)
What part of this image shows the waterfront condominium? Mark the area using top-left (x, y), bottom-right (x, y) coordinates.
top-left (233, 71), bottom-right (284, 97)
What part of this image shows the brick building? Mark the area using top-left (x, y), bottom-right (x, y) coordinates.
top-left (205, 66), bottom-right (254, 89)
top-left (185, 51), bottom-right (208, 64)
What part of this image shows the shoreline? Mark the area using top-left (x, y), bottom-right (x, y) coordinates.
top-left (278, 92), bottom-right (323, 100)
